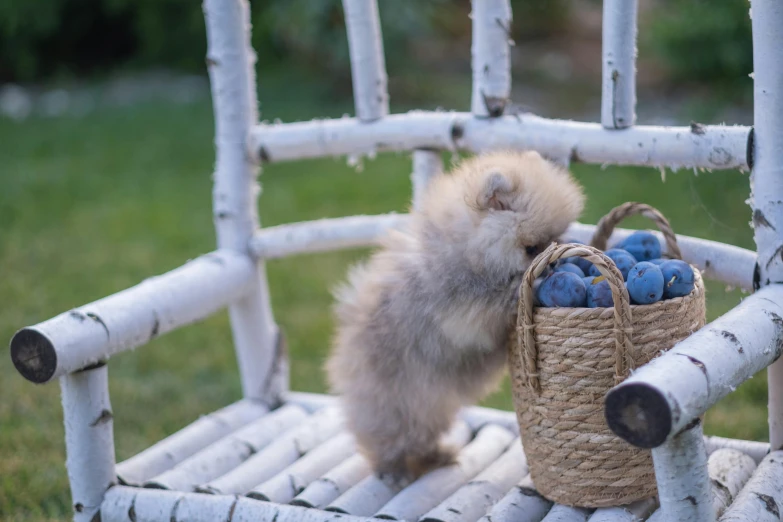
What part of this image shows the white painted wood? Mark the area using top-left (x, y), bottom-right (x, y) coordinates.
top-left (565, 223), bottom-right (756, 291)
top-left (704, 435), bottom-right (770, 465)
top-left (750, 0), bottom-right (783, 454)
top-left (116, 399), bottom-right (268, 486)
top-left (411, 150), bottom-right (443, 212)
top-left (342, 0), bottom-right (388, 122)
top-left (374, 425), bottom-right (515, 520)
top-left (291, 453), bottom-right (372, 509)
top-left (719, 450), bottom-right (783, 522)
top-left (588, 498), bottom-right (658, 522)
top-left (250, 112), bottom-right (750, 170)
top-left (470, 0), bottom-right (513, 117)
top-left (249, 213), bottom-right (408, 259)
top-left (247, 432), bottom-right (357, 503)
top-left (144, 404), bottom-right (307, 491)
top-left (61, 365), bottom-right (116, 522)
top-left (100, 485), bottom-right (384, 522)
top-left (203, 0), bottom-right (283, 402)
top-left (542, 505), bottom-right (593, 522)
top-left (651, 421), bottom-right (714, 522)
top-left (477, 475), bottom-right (553, 522)
top-left (420, 438), bottom-right (527, 522)
top-left (605, 285), bottom-right (783, 448)
top-left (326, 420), bottom-right (473, 516)
top-left (601, 0), bottom-right (638, 129)
top-left (9, 251), bottom-right (255, 384)
top-left (196, 407), bottom-right (344, 495)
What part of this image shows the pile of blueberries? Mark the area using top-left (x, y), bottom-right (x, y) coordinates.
top-left (534, 231), bottom-right (696, 308)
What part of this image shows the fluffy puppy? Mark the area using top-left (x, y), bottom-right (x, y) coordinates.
top-left (326, 150), bottom-right (585, 486)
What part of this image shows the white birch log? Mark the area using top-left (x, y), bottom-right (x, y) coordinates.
top-left (247, 432), bottom-right (357, 503)
top-left (470, 0), bottom-right (513, 117)
top-left (419, 437), bottom-right (527, 522)
top-left (291, 453), bottom-right (372, 509)
top-left (326, 420), bottom-right (473, 516)
top-left (542, 505), bottom-right (594, 522)
top-left (605, 285), bottom-right (783, 449)
top-left (718, 450), bottom-right (783, 522)
top-left (374, 425), bottom-right (515, 520)
top-left (144, 404), bottom-right (307, 491)
top-left (283, 390), bottom-right (337, 413)
top-left (476, 475), bottom-right (553, 522)
top-left (601, 0), bottom-right (638, 129)
top-left (249, 213), bottom-right (408, 259)
top-left (203, 0), bottom-right (283, 402)
top-left (411, 150), bottom-right (443, 212)
top-left (61, 365), bottom-right (116, 522)
top-left (342, 0), bottom-right (388, 122)
top-left (196, 407), bottom-right (344, 495)
top-left (587, 498), bottom-right (658, 522)
top-left (651, 420), bottom-right (714, 522)
top-left (250, 112), bottom-right (750, 170)
top-left (10, 250), bottom-right (254, 384)
top-left (704, 436), bottom-right (770, 465)
top-left (116, 399), bottom-right (268, 486)
top-left (101, 485), bottom-right (384, 522)
top-left (565, 223), bottom-right (756, 291)
top-left (750, 0), bottom-right (783, 454)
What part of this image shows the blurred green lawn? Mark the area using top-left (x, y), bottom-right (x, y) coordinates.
top-left (0, 77), bottom-right (766, 520)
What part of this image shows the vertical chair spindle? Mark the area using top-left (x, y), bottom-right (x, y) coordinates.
top-left (470, 0), bottom-right (513, 117)
top-left (601, 0), bottom-right (638, 129)
top-left (410, 149), bottom-right (443, 211)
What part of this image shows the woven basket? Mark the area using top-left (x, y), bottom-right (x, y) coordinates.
top-left (507, 202), bottom-right (707, 508)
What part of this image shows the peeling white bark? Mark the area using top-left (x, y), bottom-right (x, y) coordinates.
top-left (342, 0), bottom-right (388, 122)
top-left (411, 150), bottom-right (443, 212)
top-left (61, 365), bottom-right (116, 522)
top-left (601, 0), bottom-right (638, 129)
top-left (116, 399), bottom-right (267, 486)
top-left (476, 475), bottom-right (553, 522)
top-left (374, 425), bottom-right (515, 520)
top-left (719, 450), bottom-right (783, 522)
top-left (10, 250), bottom-right (255, 384)
top-left (588, 498), bottom-right (658, 522)
top-left (750, 0), bottom-right (783, 454)
top-left (247, 432), bottom-right (357, 503)
top-left (542, 505), bottom-right (593, 522)
top-left (420, 438), bottom-right (527, 522)
top-left (704, 436), bottom-right (770, 465)
top-left (196, 407), bottom-right (344, 495)
top-left (204, 0), bottom-right (282, 402)
top-left (651, 421), bottom-right (714, 522)
top-left (101, 485), bottom-right (383, 522)
top-left (144, 404), bottom-right (307, 491)
top-left (605, 285), bottom-right (783, 449)
top-left (325, 420), bottom-right (473, 516)
top-left (290, 454), bottom-right (372, 509)
top-left (249, 213), bottom-right (408, 259)
top-left (470, 0), bottom-right (513, 117)
top-left (250, 112), bottom-right (751, 170)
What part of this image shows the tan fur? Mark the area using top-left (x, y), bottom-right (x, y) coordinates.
top-left (326, 150), bottom-right (585, 486)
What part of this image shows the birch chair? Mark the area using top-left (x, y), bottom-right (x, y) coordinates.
top-left (9, 1), bottom-right (783, 521)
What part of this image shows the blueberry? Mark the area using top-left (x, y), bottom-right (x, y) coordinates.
top-left (589, 248), bottom-right (637, 280)
top-left (626, 262), bottom-right (664, 304)
top-left (660, 260), bottom-right (695, 299)
top-left (649, 258), bottom-right (666, 265)
top-left (554, 263), bottom-right (586, 278)
top-left (536, 272), bottom-right (587, 307)
top-left (618, 231), bottom-right (662, 262)
top-left (587, 277), bottom-right (614, 308)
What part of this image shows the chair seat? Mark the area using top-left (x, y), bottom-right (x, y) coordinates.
top-left (102, 393), bottom-right (776, 522)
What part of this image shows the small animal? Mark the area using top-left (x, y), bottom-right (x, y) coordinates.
top-left (325, 150), bottom-right (585, 486)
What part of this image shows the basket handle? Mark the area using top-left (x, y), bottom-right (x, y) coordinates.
top-left (516, 243), bottom-right (634, 395)
top-left (590, 202), bottom-right (682, 260)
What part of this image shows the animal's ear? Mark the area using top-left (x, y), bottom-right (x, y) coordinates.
top-left (479, 171), bottom-right (513, 211)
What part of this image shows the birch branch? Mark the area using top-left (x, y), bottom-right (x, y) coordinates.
top-left (342, 0), bottom-right (388, 122)
top-left (704, 436), bottom-right (770, 465)
top-left (291, 453), bottom-right (372, 509)
top-left (11, 250), bottom-right (255, 384)
top-left (601, 0), bottom-right (638, 129)
top-left (542, 505), bottom-right (594, 522)
top-left (116, 399), bottom-right (268, 486)
top-left (588, 498), bottom-right (658, 522)
top-left (476, 475), bottom-right (553, 522)
top-left (250, 112), bottom-right (751, 170)
top-left (719, 450), bottom-right (783, 522)
top-left (411, 149), bottom-right (443, 212)
top-left (470, 0), bottom-right (513, 117)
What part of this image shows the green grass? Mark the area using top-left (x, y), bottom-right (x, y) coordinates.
top-left (0, 80), bottom-right (766, 521)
